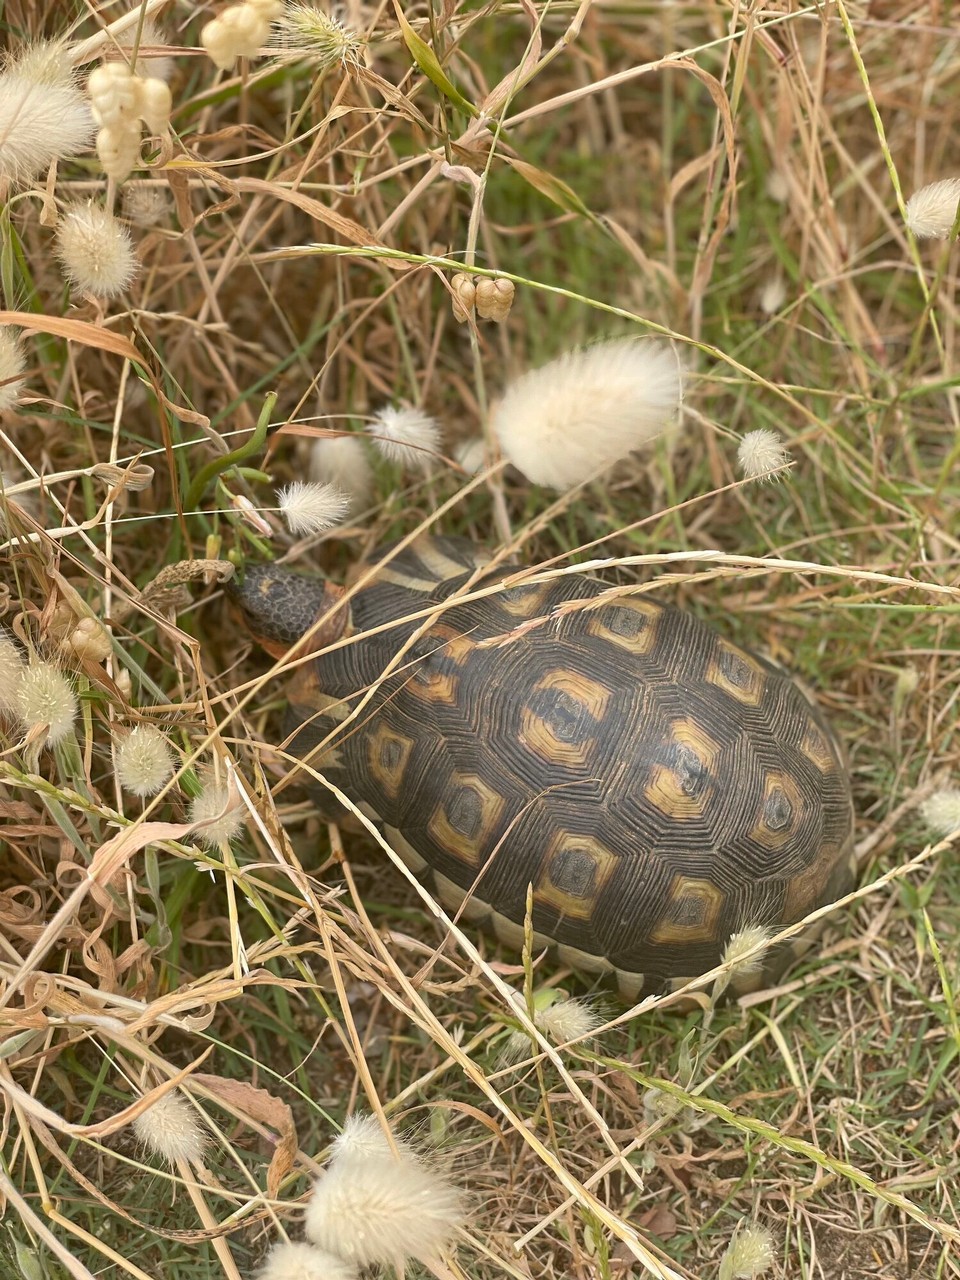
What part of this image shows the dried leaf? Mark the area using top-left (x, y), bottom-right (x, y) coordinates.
top-left (502, 156), bottom-right (593, 218)
top-left (192, 1074), bottom-right (298, 1198)
top-left (639, 1203), bottom-right (679, 1240)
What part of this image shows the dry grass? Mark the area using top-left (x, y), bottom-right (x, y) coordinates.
top-left (1, 0), bottom-right (959, 1277)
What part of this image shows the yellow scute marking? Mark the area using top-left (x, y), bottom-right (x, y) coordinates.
top-left (586, 598), bottom-right (659, 654)
top-left (644, 718), bottom-right (719, 818)
top-left (704, 638), bottom-right (765, 706)
top-left (426, 773), bottom-right (505, 866)
top-left (536, 834), bottom-right (618, 921)
top-left (650, 876), bottom-right (723, 944)
top-left (366, 725), bottom-right (415, 800)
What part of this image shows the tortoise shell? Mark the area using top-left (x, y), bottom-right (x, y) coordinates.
top-left (235, 535), bottom-right (855, 996)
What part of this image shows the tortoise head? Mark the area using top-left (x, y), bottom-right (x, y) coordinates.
top-left (227, 563), bottom-right (349, 659)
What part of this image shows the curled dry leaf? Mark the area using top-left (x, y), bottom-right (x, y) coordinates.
top-left (191, 1073), bottom-right (298, 1197)
top-left (92, 461), bottom-right (155, 493)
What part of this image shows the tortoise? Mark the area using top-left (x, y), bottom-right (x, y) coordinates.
top-left (230, 534), bottom-right (855, 998)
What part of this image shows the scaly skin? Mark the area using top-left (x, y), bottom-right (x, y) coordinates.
top-left (227, 564), bottom-right (346, 657)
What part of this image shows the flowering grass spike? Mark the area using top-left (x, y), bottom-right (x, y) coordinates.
top-left (368, 405), bottom-right (441, 469)
top-left (491, 339), bottom-right (682, 490)
top-left (502, 992), bottom-right (601, 1063)
top-left (277, 481), bottom-right (349, 536)
top-left (737, 429), bottom-right (790, 483)
top-left (56, 204), bottom-right (137, 299)
top-left (0, 636), bottom-right (25, 716)
top-left (919, 788), bottom-right (960, 836)
top-left (331, 1113), bottom-right (407, 1163)
top-left (720, 925), bottom-right (773, 979)
top-left (308, 435), bottom-right (373, 513)
top-left (305, 1119), bottom-right (463, 1268)
top-left (258, 1242), bottom-right (357, 1280)
top-left (132, 1090), bottom-right (206, 1166)
top-left (278, 4), bottom-right (366, 70)
top-left (189, 778), bottom-right (245, 847)
top-left (14, 662), bottom-right (78, 746)
top-left (904, 178), bottom-right (960, 240)
top-left (0, 42), bottom-right (94, 187)
top-left (0, 329), bottom-right (26, 411)
top-left (117, 725), bottom-right (176, 797)
top-left (719, 1223), bottom-right (776, 1279)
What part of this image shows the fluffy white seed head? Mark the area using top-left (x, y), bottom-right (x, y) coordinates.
top-left (758, 277), bottom-right (787, 315)
top-left (189, 778), bottom-right (245, 847)
top-left (305, 1150), bottom-right (463, 1267)
top-left (720, 1223), bottom-right (776, 1279)
top-left (56, 204), bottom-right (137, 299)
top-left (277, 480), bottom-right (349, 536)
top-left (766, 170), bottom-right (789, 203)
top-left (308, 434), bottom-right (373, 513)
top-left (503, 994), bottom-right (602, 1063)
top-left (14, 661), bottom-right (78, 746)
top-left (278, 4), bottom-right (366, 70)
top-left (0, 328), bottom-right (26, 411)
top-left (258, 1243), bottom-right (357, 1280)
top-left (0, 42), bottom-right (94, 186)
top-left (117, 18), bottom-right (175, 83)
top-left (331, 1114), bottom-right (411, 1164)
top-left (537, 996), bottom-right (601, 1045)
top-left (368, 405), bottom-right (441, 469)
top-left (721, 925), bottom-right (773, 978)
top-left (737, 429), bottom-right (790, 483)
top-left (122, 184), bottom-right (171, 226)
top-left (132, 1090), bottom-right (206, 1166)
top-left (491, 340), bottom-right (683, 490)
top-left (117, 725), bottom-right (176, 797)
top-left (454, 437), bottom-right (487, 475)
top-left (920, 788), bottom-right (960, 836)
top-left (904, 178), bottom-right (960, 240)
top-left (0, 635), bottom-right (25, 715)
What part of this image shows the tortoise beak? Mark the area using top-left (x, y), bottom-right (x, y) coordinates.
top-left (227, 564), bottom-right (347, 656)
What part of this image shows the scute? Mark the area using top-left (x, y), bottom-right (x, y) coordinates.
top-left (284, 534), bottom-right (855, 993)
